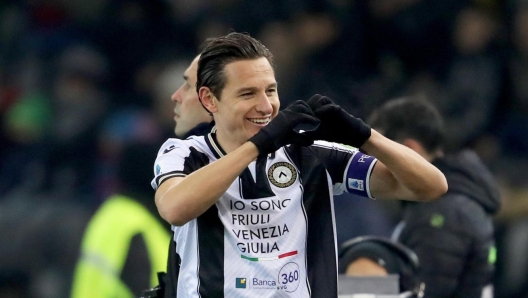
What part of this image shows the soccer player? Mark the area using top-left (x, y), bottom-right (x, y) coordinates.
top-left (151, 32), bottom-right (447, 297)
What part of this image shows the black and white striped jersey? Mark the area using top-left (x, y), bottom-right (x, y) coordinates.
top-left (151, 131), bottom-right (377, 298)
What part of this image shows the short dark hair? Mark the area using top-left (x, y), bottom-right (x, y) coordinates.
top-left (368, 97), bottom-right (445, 153)
top-left (196, 32), bottom-right (274, 99)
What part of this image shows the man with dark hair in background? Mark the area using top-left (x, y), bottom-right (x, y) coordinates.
top-left (170, 54), bottom-right (213, 139)
top-left (152, 32), bottom-right (447, 297)
top-left (369, 97), bottom-right (501, 297)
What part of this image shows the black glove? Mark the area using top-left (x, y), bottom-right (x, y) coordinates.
top-left (305, 94), bottom-right (371, 148)
top-left (249, 100), bottom-right (320, 155)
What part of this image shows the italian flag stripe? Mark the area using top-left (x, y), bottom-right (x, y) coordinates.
top-left (279, 250), bottom-right (297, 258)
top-left (241, 250), bottom-right (298, 262)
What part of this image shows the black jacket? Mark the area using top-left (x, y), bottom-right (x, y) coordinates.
top-left (393, 150), bottom-right (501, 298)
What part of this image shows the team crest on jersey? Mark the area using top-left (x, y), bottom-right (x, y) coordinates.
top-left (268, 162), bottom-right (297, 188)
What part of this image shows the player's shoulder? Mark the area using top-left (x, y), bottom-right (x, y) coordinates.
top-left (157, 136), bottom-right (207, 156)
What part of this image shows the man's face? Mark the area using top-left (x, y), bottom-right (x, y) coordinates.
top-left (171, 56), bottom-right (211, 137)
top-left (214, 57), bottom-right (280, 148)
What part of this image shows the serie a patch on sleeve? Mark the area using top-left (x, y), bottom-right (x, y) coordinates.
top-left (345, 152), bottom-right (377, 198)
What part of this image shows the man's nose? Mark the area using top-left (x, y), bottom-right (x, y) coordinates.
top-left (171, 88), bottom-right (182, 102)
top-left (256, 93), bottom-right (273, 114)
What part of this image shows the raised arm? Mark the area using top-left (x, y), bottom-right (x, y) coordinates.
top-left (155, 142), bottom-right (259, 226)
top-left (363, 130), bottom-right (447, 201)
top-left (305, 94), bottom-right (447, 201)
top-left (155, 100), bottom-right (319, 226)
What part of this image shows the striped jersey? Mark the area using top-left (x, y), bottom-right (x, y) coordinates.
top-left (151, 131), bottom-right (377, 298)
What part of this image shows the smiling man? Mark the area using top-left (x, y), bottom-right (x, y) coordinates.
top-left (151, 32), bottom-right (447, 298)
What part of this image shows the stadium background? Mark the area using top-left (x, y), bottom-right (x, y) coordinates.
top-left (1, 0), bottom-right (528, 297)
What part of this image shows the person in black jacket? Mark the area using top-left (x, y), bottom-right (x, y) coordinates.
top-left (368, 97), bottom-right (501, 298)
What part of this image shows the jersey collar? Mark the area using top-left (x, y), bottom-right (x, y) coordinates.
top-left (205, 126), bottom-right (227, 159)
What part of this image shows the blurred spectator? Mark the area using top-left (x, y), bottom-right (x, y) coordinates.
top-left (169, 55), bottom-right (212, 138)
top-left (95, 107), bottom-right (164, 200)
top-left (495, 1), bottom-right (528, 186)
top-left (367, 0), bottom-right (466, 72)
top-left (154, 54), bottom-right (213, 298)
top-left (369, 97), bottom-right (501, 298)
top-left (440, 6), bottom-right (503, 151)
top-left (71, 142), bottom-right (170, 298)
top-left (151, 59), bottom-right (192, 137)
top-left (92, 0), bottom-right (190, 104)
top-left (495, 213), bottom-right (528, 298)
top-left (45, 44), bottom-right (110, 200)
top-left (0, 270), bottom-right (29, 298)
top-left (291, 4), bottom-right (377, 116)
top-left (404, 5), bottom-right (504, 152)
top-left (258, 20), bottom-right (304, 107)
top-left (0, 92), bottom-right (52, 196)
top-left (0, 185), bottom-right (93, 298)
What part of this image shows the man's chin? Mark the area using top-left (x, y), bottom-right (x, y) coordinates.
top-left (174, 128), bottom-right (183, 138)
top-left (247, 129), bottom-right (260, 139)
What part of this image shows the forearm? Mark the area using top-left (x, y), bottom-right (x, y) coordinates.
top-left (156, 142), bottom-right (259, 225)
top-left (362, 130), bottom-right (447, 201)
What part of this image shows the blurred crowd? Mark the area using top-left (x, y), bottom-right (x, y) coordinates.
top-left (1, 0), bottom-right (528, 297)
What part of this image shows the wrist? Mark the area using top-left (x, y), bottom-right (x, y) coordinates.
top-left (344, 119), bottom-right (371, 148)
top-left (358, 129), bottom-right (380, 154)
top-left (239, 141), bottom-right (260, 160)
top-left (248, 129), bottom-right (274, 155)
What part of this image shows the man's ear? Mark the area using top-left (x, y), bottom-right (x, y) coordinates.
top-left (198, 87), bottom-right (218, 114)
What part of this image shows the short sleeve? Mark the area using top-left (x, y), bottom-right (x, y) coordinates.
top-left (308, 141), bottom-right (377, 198)
top-left (151, 138), bottom-right (201, 190)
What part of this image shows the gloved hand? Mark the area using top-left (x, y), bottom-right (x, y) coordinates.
top-left (249, 100), bottom-right (320, 155)
top-left (305, 94), bottom-right (371, 148)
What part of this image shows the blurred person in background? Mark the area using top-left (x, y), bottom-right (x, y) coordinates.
top-left (47, 44), bottom-right (110, 201)
top-left (491, 4), bottom-right (528, 294)
top-left (369, 97), bottom-right (501, 298)
top-left (170, 54), bottom-right (213, 139)
top-left (71, 137), bottom-right (170, 297)
top-left (149, 59), bottom-right (192, 138)
top-left (404, 5), bottom-right (504, 153)
top-left (94, 107), bottom-right (165, 200)
top-left (0, 92), bottom-right (52, 196)
top-left (70, 82), bottom-right (170, 297)
top-left (496, 0), bottom-right (528, 186)
top-left (365, 0), bottom-right (464, 74)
